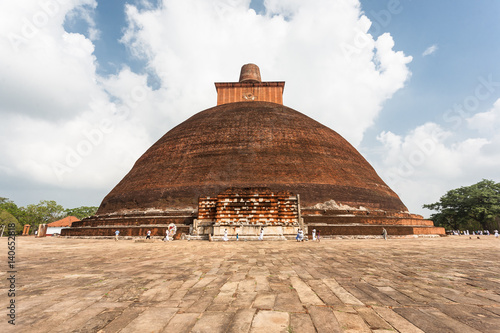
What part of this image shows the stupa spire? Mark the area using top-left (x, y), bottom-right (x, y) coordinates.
top-left (215, 64), bottom-right (285, 105)
top-left (239, 63), bottom-right (261, 83)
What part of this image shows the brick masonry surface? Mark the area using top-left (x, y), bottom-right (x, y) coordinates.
top-left (215, 82), bottom-right (285, 105)
top-left (97, 102), bottom-right (408, 214)
top-left (198, 188), bottom-right (298, 225)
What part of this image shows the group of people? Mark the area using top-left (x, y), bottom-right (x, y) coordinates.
top-left (451, 230), bottom-right (499, 238)
top-left (118, 227), bottom-right (326, 242)
top-left (114, 228), bottom-right (175, 241)
top-left (224, 227), bottom-right (324, 241)
top-left (295, 228), bottom-right (321, 242)
top-left (148, 229), bottom-right (173, 241)
top-left (222, 228), bottom-right (242, 241)
top-left (114, 227), bottom-right (498, 241)
top-left (225, 227), bottom-right (322, 242)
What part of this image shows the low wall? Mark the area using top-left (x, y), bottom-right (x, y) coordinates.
top-left (308, 225), bottom-right (445, 236)
top-left (61, 226), bottom-right (190, 239)
top-left (303, 215), bottom-right (435, 226)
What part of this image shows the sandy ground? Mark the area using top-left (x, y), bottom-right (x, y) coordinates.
top-left (1, 235), bottom-right (500, 332)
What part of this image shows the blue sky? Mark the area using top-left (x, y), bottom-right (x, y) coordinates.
top-left (361, 1), bottom-right (500, 132)
top-left (1, 0), bottom-right (500, 216)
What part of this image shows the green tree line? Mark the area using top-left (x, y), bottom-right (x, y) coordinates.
top-left (0, 197), bottom-right (97, 235)
top-left (423, 179), bottom-right (500, 231)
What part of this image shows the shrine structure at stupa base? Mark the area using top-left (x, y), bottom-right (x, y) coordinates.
top-left (62, 64), bottom-right (445, 240)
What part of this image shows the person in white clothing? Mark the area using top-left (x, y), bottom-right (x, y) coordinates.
top-left (258, 228), bottom-right (264, 241)
top-left (223, 228), bottom-right (228, 241)
top-left (298, 229), bottom-right (304, 242)
top-left (312, 229), bottom-right (316, 241)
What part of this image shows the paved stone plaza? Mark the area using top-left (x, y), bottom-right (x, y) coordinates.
top-left (2, 236), bottom-right (500, 332)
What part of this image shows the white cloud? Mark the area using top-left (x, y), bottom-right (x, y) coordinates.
top-left (467, 98), bottom-right (500, 135)
top-left (121, 0), bottom-right (412, 146)
top-left (66, 3), bottom-right (101, 40)
top-left (422, 44), bottom-right (438, 56)
top-left (0, 1), bottom-right (151, 197)
top-left (370, 99), bottom-right (500, 216)
top-left (0, 1), bottom-right (99, 120)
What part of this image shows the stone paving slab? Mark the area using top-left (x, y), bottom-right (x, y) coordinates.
top-left (1, 236), bottom-right (500, 332)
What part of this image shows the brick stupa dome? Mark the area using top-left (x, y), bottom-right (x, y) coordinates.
top-left (98, 101), bottom-right (406, 214)
top-left (64, 64), bottom-right (444, 239)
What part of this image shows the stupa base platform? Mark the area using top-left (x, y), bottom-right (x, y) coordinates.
top-left (60, 210), bottom-right (196, 239)
top-left (61, 204), bottom-right (444, 239)
top-left (306, 225), bottom-right (445, 237)
top-left (302, 209), bottom-right (445, 237)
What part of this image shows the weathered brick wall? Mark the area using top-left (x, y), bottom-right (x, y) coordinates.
top-left (302, 209), bottom-right (423, 219)
top-left (215, 82), bottom-right (284, 105)
top-left (198, 188), bottom-right (298, 225)
top-left (198, 197), bottom-right (217, 220)
top-left (303, 215), bottom-right (434, 226)
top-left (311, 225), bottom-right (444, 236)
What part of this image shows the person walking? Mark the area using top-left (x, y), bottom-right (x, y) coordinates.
top-left (316, 230), bottom-right (320, 242)
top-left (146, 230), bottom-right (151, 239)
top-left (223, 228), bottom-right (228, 241)
top-left (258, 227), bottom-right (264, 241)
top-left (312, 229), bottom-right (316, 241)
top-left (115, 230), bottom-right (120, 241)
top-left (382, 228), bottom-right (388, 240)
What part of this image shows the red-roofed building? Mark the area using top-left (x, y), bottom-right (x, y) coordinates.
top-left (46, 216), bottom-right (80, 236)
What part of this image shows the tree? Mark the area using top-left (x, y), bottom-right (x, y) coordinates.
top-left (0, 198), bottom-right (98, 234)
top-left (0, 197), bottom-right (24, 221)
top-left (423, 179), bottom-right (500, 231)
top-left (22, 200), bottom-right (65, 230)
top-left (0, 210), bottom-right (23, 235)
top-left (65, 206), bottom-right (98, 220)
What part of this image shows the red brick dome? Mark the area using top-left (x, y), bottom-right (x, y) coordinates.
top-left (97, 101), bottom-right (407, 214)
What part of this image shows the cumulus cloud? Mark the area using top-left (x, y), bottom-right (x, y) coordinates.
top-left (370, 99), bottom-right (500, 216)
top-left (0, 1), bottom-right (151, 200)
top-left (467, 98), bottom-right (500, 135)
top-left (0, 0), bottom-right (413, 207)
top-left (0, 1), bottom-right (99, 120)
top-left (121, 0), bottom-right (412, 145)
top-left (422, 44), bottom-right (438, 56)
top-left (65, 2), bottom-right (101, 40)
